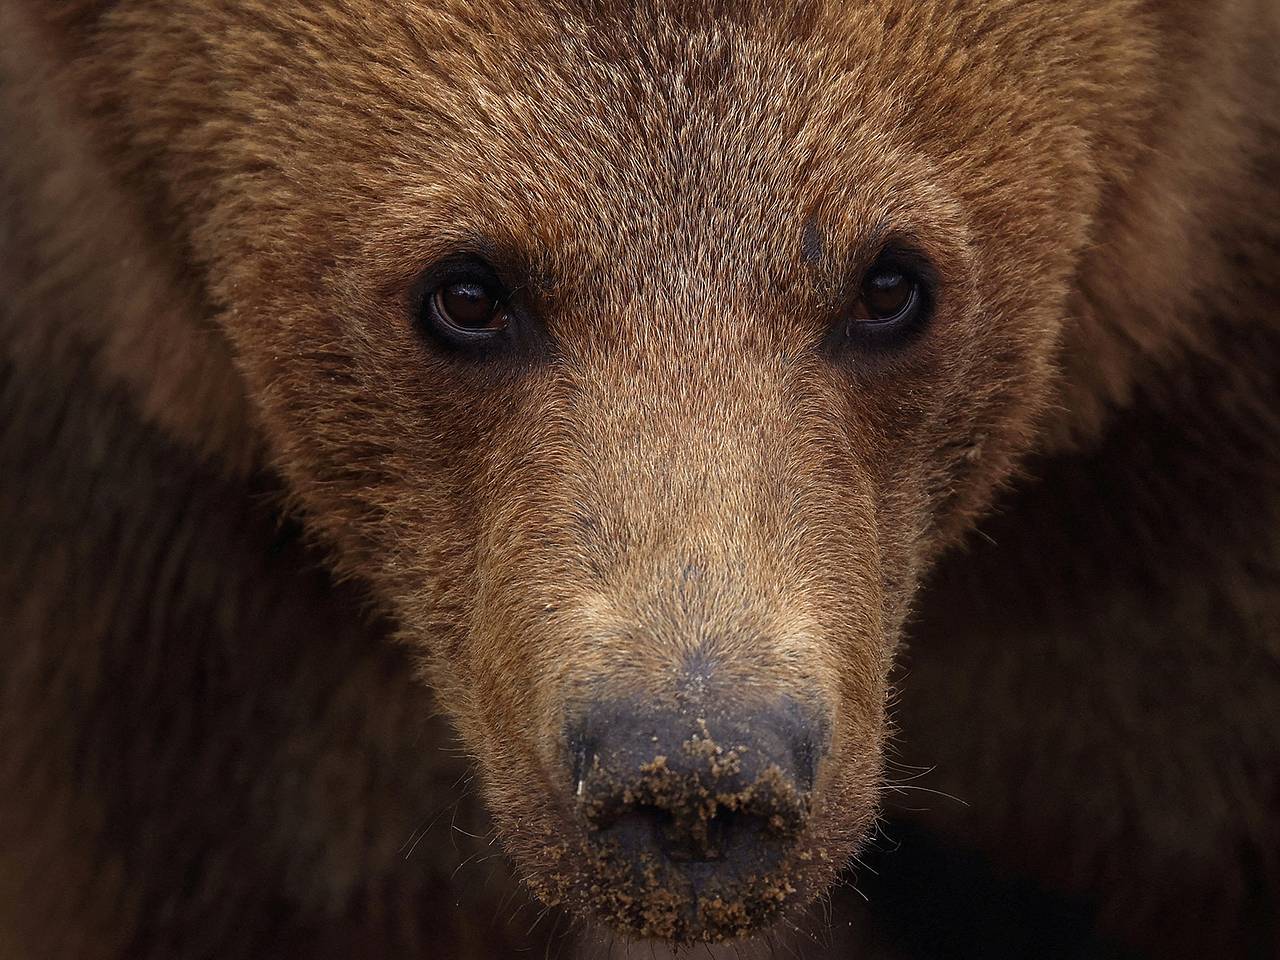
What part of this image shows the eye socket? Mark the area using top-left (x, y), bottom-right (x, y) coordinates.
top-left (417, 262), bottom-right (511, 347)
top-left (846, 252), bottom-right (932, 343)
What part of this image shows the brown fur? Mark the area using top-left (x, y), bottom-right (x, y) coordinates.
top-left (1, 0), bottom-right (1276, 957)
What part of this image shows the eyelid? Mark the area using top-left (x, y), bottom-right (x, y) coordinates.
top-left (429, 256), bottom-right (505, 292)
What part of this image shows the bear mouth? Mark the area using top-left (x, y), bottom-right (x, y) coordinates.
top-left (574, 838), bottom-right (809, 943)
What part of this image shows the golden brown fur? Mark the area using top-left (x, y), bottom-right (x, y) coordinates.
top-left (1, 0), bottom-right (1276, 957)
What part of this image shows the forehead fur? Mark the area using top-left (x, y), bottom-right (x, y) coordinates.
top-left (92, 0), bottom-right (1150, 311)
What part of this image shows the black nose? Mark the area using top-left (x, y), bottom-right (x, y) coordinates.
top-left (567, 698), bottom-right (824, 869)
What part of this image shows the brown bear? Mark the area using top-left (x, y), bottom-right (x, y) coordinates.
top-left (2, 1), bottom-right (1277, 958)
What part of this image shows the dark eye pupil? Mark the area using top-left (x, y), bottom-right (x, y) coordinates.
top-left (438, 282), bottom-right (499, 329)
top-left (863, 269), bottom-right (913, 320)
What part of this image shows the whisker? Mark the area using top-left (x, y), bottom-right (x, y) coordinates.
top-left (526, 904), bottom-right (553, 937)
top-left (881, 783), bottom-right (969, 806)
top-left (849, 852), bottom-right (879, 876)
top-left (402, 793), bottom-right (468, 860)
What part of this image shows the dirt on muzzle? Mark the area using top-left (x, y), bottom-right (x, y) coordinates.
top-left (574, 719), bottom-right (814, 942)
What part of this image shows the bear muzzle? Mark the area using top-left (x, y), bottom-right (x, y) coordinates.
top-left (562, 695), bottom-right (830, 942)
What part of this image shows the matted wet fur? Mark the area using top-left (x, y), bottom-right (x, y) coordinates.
top-left (1, 1), bottom-right (1277, 958)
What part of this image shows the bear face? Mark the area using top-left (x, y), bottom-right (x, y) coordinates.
top-left (82, 0), bottom-right (1152, 944)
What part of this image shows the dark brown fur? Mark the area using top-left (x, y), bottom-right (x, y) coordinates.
top-left (1, 1), bottom-right (1277, 957)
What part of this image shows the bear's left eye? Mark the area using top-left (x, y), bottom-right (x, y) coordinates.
top-left (416, 260), bottom-right (511, 348)
top-left (861, 267), bottom-right (917, 322)
top-left (843, 251), bottom-right (933, 346)
top-left (435, 281), bottom-right (505, 331)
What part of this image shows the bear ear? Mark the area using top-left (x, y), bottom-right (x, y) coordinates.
top-left (22, 1), bottom-right (113, 39)
top-left (6, 2), bottom-right (92, 56)
top-left (2, 2), bottom-right (264, 476)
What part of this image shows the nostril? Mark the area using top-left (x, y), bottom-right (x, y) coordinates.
top-left (567, 731), bottom-right (595, 796)
top-left (795, 736), bottom-right (820, 792)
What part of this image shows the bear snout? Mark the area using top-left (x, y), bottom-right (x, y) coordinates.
top-left (562, 696), bottom-right (829, 942)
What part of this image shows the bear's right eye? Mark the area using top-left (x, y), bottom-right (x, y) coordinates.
top-left (416, 260), bottom-right (511, 348)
